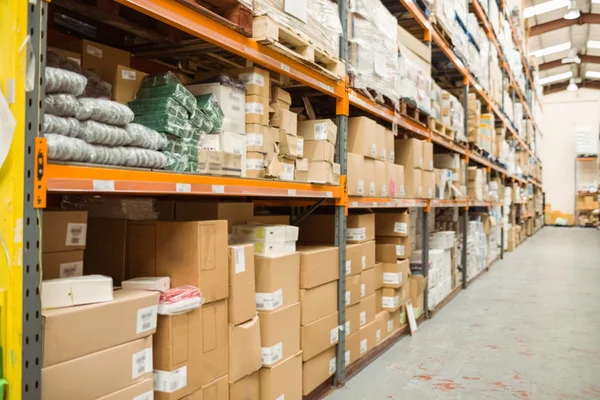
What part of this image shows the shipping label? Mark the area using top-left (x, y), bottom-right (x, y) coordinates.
top-left (136, 305), bottom-right (158, 334)
top-left (376, 329), bottom-right (382, 343)
top-left (330, 327), bottom-right (339, 344)
top-left (245, 102), bottom-right (264, 115)
top-left (65, 223), bottom-right (87, 246)
top-left (132, 347), bottom-right (152, 379)
top-left (281, 163), bottom-right (294, 181)
top-left (239, 72), bottom-right (265, 87)
top-left (369, 182), bottom-right (376, 196)
top-left (346, 228), bottom-right (366, 241)
top-left (59, 261), bottom-right (82, 278)
top-left (394, 222), bottom-right (408, 234)
top-left (256, 288), bottom-right (283, 311)
top-left (121, 69), bottom-right (137, 80)
top-left (345, 260), bottom-right (352, 276)
top-left (370, 144), bottom-right (377, 157)
top-left (314, 122), bottom-right (328, 140)
top-left (154, 367), bottom-right (187, 393)
top-left (383, 272), bottom-right (403, 285)
top-left (387, 319), bottom-right (394, 333)
top-left (357, 180), bottom-right (365, 195)
top-left (380, 149), bottom-right (386, 161)
top-left (390, 151), bottom-right (395, 163)
top-left (261, 342), bottom-right (283, 365)
top-left (381, 184), bottom-right (387, 197)
top-left (361, 284), bottom-right (366, 298)
top-left (86, 44), bottom-right (102, 58)
top-left (329, 357), bottom-right (337, 375)
top-left (232, 245), bottom-right (246, 273)
top-left (345, 350), bottom-right (350, 366)
top-left (246, 133), bottom-right (264, 146)
top-left (246, 158), bottom-right (265, 171)
top-left (345, 291), bottom-right (351, 306)
top-left (360, 338), bottom-right (367, 354)
top-left (395, 245), bottom-right (405, 257)
top-left (382, 296), bottom-right (399, 309)
top-left (361, 255), bottom-right (367, 270)
top-left (360, 311), bottom-right (366, 326)
top-left (296, 137), bottom-right (304, 157)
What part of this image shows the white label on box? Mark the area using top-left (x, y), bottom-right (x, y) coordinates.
top-left (345, 291), bottom-right (351, 306)
top-left (418, 187), bottom-right (422, 197)
top-left (383, 272), bottom-right (402, 285)
top-left (382, 296), bottom-right (399, 309)
top-left (232, 245), bottom-right (246, 273)
top-left (132, 390), bottom-right (153, 400)
top-left (360, 311), bottom-right (366, 326)
top-left (297, 137), bottom-right (304, 156)
top-left (395, 245), bottom-right (405, 257)
top-left (430, 160), bottom-right (433, 170)
top-left (176, 183), bottom-right (191, 193)
top-left (346, 228), bottom-right (366, 241)
top-left (361, 283), bottom-right (366, 298)
top-left (345, 321), bottom-right (350, 335)
top-left (59, 261), bottom-right (82, 278)
top-left (376, 329), bottom-right (382, 343)
top-left (345, 350), bottom-right (350, 366)
top-left (329, 357), bottom-right (337, 375)
top-left (136, 305), bottom-right (158, 334)
top-left (314, 122), bottom-right (328, 140)
top-left (86, 44), bottom-right (102, 58)
top-left (121, 69), bottom-right (137, 80)
top-left (132, 347), bottom-right (152, 379)
top-left (245, 102), bottom-right (264, 115)
top-left (154, 367), bottom-right (187, 393)
top-left (246, 133), bottom-right (264, 146)
top-left (362, 255), bottom-right (366, 270)
top-left (256, 288), bottom-right (283, 311)
top-left (330, 327), bottom-right (339, 344)
top-left (400, 185), bottom-right (406, 197)
top-left (276, 395), bottom-right (285, 400)
top-left (93, 179), bottom-right (114, 191)
top-left (360, 338), bottom-right (367, 354)
top-left (282, 163), bottom-right (294, 181)
top-left (65, 223), bottom-right (87, 246)
top-left (382, 184), bottom-right (387, 197)
top-left (239, 72), bottom-right (265, 87)
top-left (370, 144), bottom-right (377, 157)
top-left (387, 319), bottom-right (394, 333)
top-left (380, 149), bottom-right (386, 161)
top-left (212, 185), bottom-right (225, 193)
top-left (345, 260), bottom-right (351, 275)
top-left (357, 180), bottom-right (364, 195)
top-left (390, 151), bottom-right (395, 163)
top-left (369, 182), bottom-right (376, 196)
top-left (394, 222), bottom-right (408, 234)
top-left (428, 188), bottom-right (433, 197)
top-left (261, 342), bottom-right (283, 365)
top-left (246, 158), bottom-right (265, 171)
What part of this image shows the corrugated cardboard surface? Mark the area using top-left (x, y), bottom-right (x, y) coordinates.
top-left (97, 377), bottom-right (153, 400)
top-left (111, 65), bottom-right (147, 104)
top-left (364, 158), bottom-right (376, 196)
top-left (259, 352), bottom-right (303, 400)
top-left (84, 218), bottom-right (128, 284)
top-left (42, 250), bottom-right (84, 280)
top-left (228, 244), bottom-right (256, 325)
top-left (41, 337), bottom-right (152, 400)
top-left (229, 371), bottom-right (259, 400)
top-left (346, 243), bottom-right (362, 276)
top-left (300, 311), bottom-right (338, 361)
top-left (347, 153), bottom-right (365, 196)
top-left (359, 320), bottom-right (377, 357)
top-left (345, 302), bottom-right (360, 337)
top-left (172, 201), bottom-right (254, 233)
top-left (361, 240), bottom-right (376, 271)
top-left (405, 167), bottom-right (423, 198)
top-left (42, 289), bottom-right (159, 367)
top-left (345, 331), bottom-right (361, 366)
top-left (375, 211), bottom-right (409, 237)
top-left (300, 281), bottom-right (337, 326)
top-left (298, 246), bottom-right (339, 289)
top-left (348, 117), bottom-right (377, 158)
top-left (346, 274), bottom-right (362, 307)
top-left (395, 138), bottom-right (423, 170)
top-left (302, 346), bottom-right (336, 395)
top-left (374, 262), bottom-right (383, 290)
top-left (347, 212), bottom-right (375, 244)
top-left (382, 259), bottom-right (411, 289)
top-left (361, 268), bottom-right (375, 298)
top-left (200, 374), bottom-right (229, 400)
top-left (375, 288), bottom-right (383, 313)
top-left (259, 302), bottom-right (300, 367)
top-left (374, 160), bottom-right (387, 197)
top-left (128, 220), bottom-right (228, 303)
top-left (360, 294), bottom-right (376, 328)
top-left (229, 317), bottom-right (262, 382)
top-left (42, 211), bottom-right (88, 253)
top-left (255, 253), bottom-right (300, 311)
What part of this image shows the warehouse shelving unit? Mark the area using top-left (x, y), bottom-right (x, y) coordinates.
top-left (1, 0), bottom-right (545, 398)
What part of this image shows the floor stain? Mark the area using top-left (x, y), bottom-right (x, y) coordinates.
top-left (487, 345), bottom-right (500, 350)
top-left (519, 351), bottom-right (535, 357)
top-left (493, 381), bottom-right (509, 389)
top-left (463, 376), bottom-right (480, 381)
top-left (414, 375), bottom-right (432, 381)
top-left (434, 382), bottom-right (458, 392)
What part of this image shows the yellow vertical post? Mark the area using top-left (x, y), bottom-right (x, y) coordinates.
top-left (0, 0), bottom-right (27, 398)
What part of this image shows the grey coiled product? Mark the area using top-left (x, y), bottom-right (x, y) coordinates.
top-left (46, 134), bottom-right (94, 162)
top-left (76, 120), bottom-right (135, 146)
top-left (45, 67), bottom-right (87, 96)
top-left (75, 98), bottom-right (135, 125)
top-left (42, 115), bottom-right (81, 137)
top-left (44, 94), bottom-right (78, 117)
top-left (125, 123), bottom-right (168, 151)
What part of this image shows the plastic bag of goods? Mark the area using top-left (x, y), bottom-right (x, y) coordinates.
top-left (128, 97), bottom-right (189, 121)
top-left (75, 98), bottom-right (135, 126)
top-left (195, 93), bottom-right (224, 133)
top-left (46, 49), bottom-right (112, 98)
top-left (45, 94), bottom-right (78, 117)
top-left (140, 71), bottom-right (182, 88)
top-left (157, 285), bottom-right (204, 315)
top-left (135, 83), bottom-right (197, 115)
top-left (45, 67), bottom-right (87, 96)
top-left (76, 120), bottom-right (135, 146)
top-left (42, 115), bottom-right (80, 137)
top-left (125, 123), bottom-right (168, 151)
top-left (133, 113), bottom-right (192, 139)
top-left (163, 152), bottom-right (189, 172)
top-left (46, 133), bottom-right (94, 162)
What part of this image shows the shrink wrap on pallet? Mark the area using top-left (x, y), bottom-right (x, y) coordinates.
top-left (75, 98), bottom-right (135, 126)
top-left (45, 67), bottom-right (87, 96)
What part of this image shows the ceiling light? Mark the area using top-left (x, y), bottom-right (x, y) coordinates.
top-left (567, 78), bottom-right (579, 91)
top-left (564, 0), bottom-right (580, 19)
top-left (587, 40), bottom-right (600, 49)
top-left (585, 71), bottom-right (600, 79)
top-left (529, 42), bottom-right (571, 58)
top-left (538, 71), bottom-right (573, 85)
top-left (524, 0), bottom-right (569, 18)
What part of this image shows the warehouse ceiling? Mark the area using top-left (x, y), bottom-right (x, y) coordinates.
top-left (526, 0), bottom-right (600, 93)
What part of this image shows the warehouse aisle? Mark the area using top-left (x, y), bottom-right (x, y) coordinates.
top-left (327, 227), bottom-right (600, 400)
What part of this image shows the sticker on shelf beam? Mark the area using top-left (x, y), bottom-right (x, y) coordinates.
top-left (281, 63), bottom-right (290, 72)
top-left (320, 82), bottom-right (334, 93)
top-left (288, 189), bottom-right (296, 197)
top-left (211, 185), bottom-right (225, 194)
top-left (176, 183), bottom-right (191, 193)
top-left (325, 191), bottom-right (333, 198)
top-left (93, 180), bottom-right (114, 192)
top-left (350, 202), bottom-right (358, 208)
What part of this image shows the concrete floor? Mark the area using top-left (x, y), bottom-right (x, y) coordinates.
top-left (326, 227), bottom-right (600, 400)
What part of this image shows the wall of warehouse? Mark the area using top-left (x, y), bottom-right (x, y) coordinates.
top-left (542, 89), bottom-right (600, 216)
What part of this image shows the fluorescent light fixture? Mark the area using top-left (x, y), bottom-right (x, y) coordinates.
top-left (587, 40), bottom-right (600, 49)
top-left (538, 71), bottom-right (573, 85)
top-left (567, 78), bottom-right (579, 91)
top-left (529, 42), bottom-right (571, 58)
top-left (585, 71), bottom-right (600, 79)
top-left (564, 0), bottom-right (580, 19)
top-left (524, 0), bottom-right (568, 18)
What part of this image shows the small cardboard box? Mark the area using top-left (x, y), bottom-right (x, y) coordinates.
top-left (382, 259), bottom-right (411, 289)
top-left (255, 253), bottom-right (300, 312)
top-left (259, 352), bottom-right (302, 400)
top-left (300, 281), bottom-right (337, 326)
top-left (279, 133), bottom-right (300, 158)
top-left (66, 39), bottom-right (130, 81)
top-left (42, 250), bottom-right (84, 280)
top-left (395, 138), bottom-right (423, 170)
top-left (245, 94), bottom-right (269, 125)
top-left (271, 108), bottom-right (297, 136)
top-left (298, 119), bottom-right (337, 144)
top-left (271, 85), bottom-right (292, 108)
top-left (376, 239), bottom-right (411, 261)
top-left (228, 67), bottom-right (271, 98)
top-left (409, 275), bottom-right (427, 318)
top-left (348, 153), bottom-right (365, 196)
top-left (375, 210), bottom-right (409, 237)
top-left (361, 269), bottom-right (376, 299)
top-left (229, 371), bottom-right (259, 400)
top-left (346, 274), bottom-right (362, 307)
top-left (381, 287), bottom-right (403, 311)
top-left (259, 303), bottom-right (301, 367)
top-left (246, 123), bottom-right (276, 153)
top-left (347, 212), bottom-right (375, 243)
top-left (346, 243), bottom-right (362, 276)
top-left (364, 158), bottom-right (376, 196)
top-left (422, 170), bottom-right (434, 199)
top-left (348, 117), bottom-right (377, 158)
top-left (345, 302), bottom-right (360, 337)
top-left (374, 160), bottom-right (388, 197)
top-left (110, 65), bottom-right (148, 104)
top-left (228, 244), bottom-right (256, 325)
top-left (298, 246), bottom-right (339, 289)
top-left (361, 240), bottom-right (376, 271)
top-left (359, 320), bottom-right (377, 357)
top-left (405, 167), bottom-right (423, 198)
top-left (43, 211), bottom-right (88, 253)
top-left (302, 346), bottom-right (337, 395)
top-left (300, 311), bottom-right (339, 361)
top-left (359, 293), bottom-right (376, 327)
top-left (386, 129), bottom-right (395, 163)
top-left (422, 141), bottom-right (433, 171)
top-left (229, 316), bottom-right (262, 382)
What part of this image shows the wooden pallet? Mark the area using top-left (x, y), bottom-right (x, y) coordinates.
top-left (428, 118), bottom-right (456, 140)
top-left (252, 15), bottom-right (345, 80)
top-left (400, 100), bottom-right (428, 127)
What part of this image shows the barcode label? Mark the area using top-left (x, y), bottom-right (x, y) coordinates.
top-left (382, 184), bottom-right (387, 197)
top-left (136, 305), bottom-right (158, 334)
top-left (281, 63), bottom-right (290, 72)
top-left (176, 183), bottom-right (191, 193)
top-left (247, 158), bottom-right (265, 170)
top-left (245, 102), bottom-right (264, 115)
top-left (288, 189), bottom-right (297, 197)
top-left (345, 350), bottom-right (350, 366)
top-left (360, 338), bottom-right (368, 354)
top-left (369, 182), bottom-right (375, 196)
top-left (256, 289), bottom-right (283, 311)
top-left (246, 133), bottom-right (264, 146)
top-left (387, 319), bottom-right (394, 332)
top-left (233, 246), bottom-right (246, 273)
top-left (154, 367), bottom-right (187, 393)
top-left (345, 291), bottom-right (351, 306)
top-left (65, 223), bottom-right (87, 246)
top-left (394, 222), bottom-right (408, 234)
top-left (361, 283), bottom-right (366, 298)
top-left (314, 122), bottom-right (327, 140)
top-left (329, 357), bottom-right (337, 374)
top-left (376, 329), bottom-right (382, 343)
top-left (121, 69), bottom-right (137, 80)
top-left (380, 149), bottom-right (386, 161)
top-left (132, 390), bottom-right (153, 400)
top-left (86, 44), bottom-right (102, 58)
top-left (297, 137), bottom-right (304, 156)
top-left (395, 245), bottom-right (405, 257)
top-left (383, 272), bottom-right (402, 285)
top-left (239, 72), bottom-right (265, 87)
top-left (59, 261), bottom-right (82, 278)
top-left (276, 395), bottom-right (285, 400)
top-left (345, 260), bottom-right (351, 275)
top-left (362, 255), bottom-right (367, 270)
top-left (382, 296), bottom-right (399, 309)
top-left (390, 151), bottom-right (395, 163)
top-left (330, 327), bottom-right (339, 344)
top-left (262, 342), bottom-right (283, 365)
top-left (93, 179), bottom-right (114, 191)
top-left (371, 144), bottom-right (377, 157)
top-left (132, 348), bottom-right (152, 379)
top-left (360, 311), bottom-right (366, 326)
top-left (357, 180), bottom-right (364, 195)
top-left (345, 321), bottom-right (350, 336)
top-left (346, 228), bottom-right (366, 241)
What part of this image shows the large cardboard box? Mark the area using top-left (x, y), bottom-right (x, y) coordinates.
top-left (228, 66), bottom-right (270, 98)
top-left (246, 123), bottom-right (276, 153)
top-left (303, 140), bottom-right (335, 163)
top-left (348, 117), bottom-right (377, 158)
top-left (422, 170), bottom-right (434, 199)
top-left (229, 316), bottom-right (262, 382)
top-left (66, 40), bottom-right (130, 80)
top-left (300, 311), bottom-right (339, 361)
top-left (361, 240), bottom-right (376, 271)
top-left (298, 246), bottom-right (339, 289)
top-left (302, 346), bottom-right (336, 395)
top-left (376, 238), bottom-right (411, 260)
top-left (375, 210), bottom-right (409, 237)
top-left (374, 311), bottom-right (388, 344)
top-left (245, 94), bottom-right (270, 125)
top-left (271, 108), bottom-right (298, 136)
top-left (42, 289), bottom-right (159, 367)
top-left (229, 371), bottom-right (259, 400)
top-left (298, 119), bottom-right (337, 144)
top-left (255, 253), bottom-right (300, 312)
top-left (382, 259), bottom-right (411, 289)
top-left (300, 281), bottom-right (337, 326)
top-left (259, 352), bottom-right (302, 400)
top-left (359, 320), bottom-right (377, 357)
top-left (422, 141), bottom-right (433, 171)
top-left (347, 212), bottom-right (375, 243)
top-left (386, 129), bottom-right (395, 163)
top-left (345, 332), bottom-right (361, 366)
top-left (395, 138), bottom-right (423, 170)
top-left (346, 243), bottom-right (362, 276)
top-left (364, 158), bottom-right (376, 196)
top-left (385, 162), bottom-right (398, 198)
top-left (374, 160), bottom-right (388, 197)
top-left (359, 293), bottom-right (376, 328)
top-left (42, 250), bottom-right (84, 280)
top-left (228, 244), bottom-right (256, 325)
top-left (347, 153), bottom-right (365, 196)
top-left (128, 220), bottom-right (228, 303)
top-left (361, 268), bottom-right (375, 299)
top-left (110, 65), bottom-right (148, 103)
top-left (394, 164), bottom-right (406, 198)
top-left (375, 288), bottom-right (383, 313)
top-left (374, 262), bottom-right (383, 290)
top-left (84, 218), bottom-right (127, 284)
top-left (168, 201), bottom-right (254, 232)
top-left (43, 211), bottom-right (88, 253)
top-left (196, 375), bottom-right (229, 400)
top-left (405, 167), bottom-right (423, 198)
top-left (346, 274), bottom-right (361, 307)
top-left (259, 302), bottom-right (301, 367)
top-left (97, 378), bottom-right (153, 400)
top-left (376, 124), bottom-right (387, 161)
top-left (41, 337), bottom-right (152, 400)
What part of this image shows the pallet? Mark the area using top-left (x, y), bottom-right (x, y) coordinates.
top-left (252, 15), bottom-right (345, 80)
top-left (428, 118), bottom-right (456, 140)
top-left (400, 99), bottom-right (428, 127)
top-left (177, 0), bottom-right (253, 36)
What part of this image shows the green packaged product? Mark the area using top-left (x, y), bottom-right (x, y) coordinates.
top-left (195, 94), bottom-right (224, 133)
top-left (201, 116), bottom-right (214, 135)
top-left (185, 138), bottom-right (200, 162)
top-left (133, 114), bottom-right (192, 139)
top-left (136, 84), bottom-right (197, 115)
top-left (163, 135), bottom-right (184, 154)
top-left (189, 107), bottom-right (204, 128)
top-left (186, 162), bottom-right (199, 173)
top-left (162, 152), bottom-right (188, 172)
top-left (140, 71), bottom-right (182, 88)
top-left (128, 97), bottom-right (188, 120)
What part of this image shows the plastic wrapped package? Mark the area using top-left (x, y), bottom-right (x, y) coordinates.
top-left (162, 152), bottom-right (189, 172)
top-left (113, 147), bottom-right (168, 169)
top-left (42, 115), bottom-right (80, 137)
top-left (128, 97), bottom-right (189, 120)
top-left (46, 134), bottom-right (94, 162)
top-left (252, 0), bottom-right (342, 57)
top-left (75, 98), bottom-right (134, 125)
top-left (46, 50), bottom-right (111, 98)
top-left (135, 84), bottom-right (197, 115)
top-left (61, 196), bottom-right (158, 220)
top-left (44, 94), bottom-right (78, 117)
top-left (45, 67), bottom-right (87, 96)
top-left (158, 286), bottom-right (204, 316)
top-left (140, 71), bottom-right (182, 88)
top-left (133, 114), bottom-right (192, 138)
top-left (125, 123), bottom-right (168, 151)
top-left (76, 120), bottom-right (135, 146)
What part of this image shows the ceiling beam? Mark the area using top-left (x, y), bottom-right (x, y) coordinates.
top-left (543, 79), bottom-right (600, 95)
top-left (539, 54), bottom-right (600, 71)
top-left (530, 13), bottom-right (600, 36)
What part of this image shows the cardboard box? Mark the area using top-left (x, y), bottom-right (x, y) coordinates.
top-left (364, 158), bottom-right (376, 196)
top-left (228, 244), bottom-right (256, 325)
top-left (97, 378), bottom-right (153, 400)
top-left (405, 167), bottom-right (423, 198)
top-left (361, 240), bottom-right (376, 271)
top-left (376, 124), bottom-right (387, 161)
top-left (43, 211), bottom-right (88, 253)
top-left (374, 262), bottom-right (383, 290)
top-left (259, 302), bottom-right (301, 367)
top-left (110, 65), bottom-right (148, 103)
top-left (186, 82), bottom-right (245, 133)
top-left (229, 371), bottom-right (259, 400)
top-left (422, 141), bottom-right (433, 171)
top-left (196, 375), bottom-right (229, 400)
top-left (375, 311), bottom-right (389, 343)
top-left (280, 157), bottom-right (296, 181)
top-left (245, 94), bottom-right (269, 125)
top-left (128, 220), bottom-right (228, 303)
top-left (348, 117), bottom-right (377, 158)
top-left (359, 320), bottom-right (377, 357)
top-left (347, 212), bottom-right (375, 243)
top-left (346, 243), bottom-right (362, 276)
top-left (381, 287), bottom-right (402, 311)
top-left (395, 138), bottom-right (423, 170)
top-left (41, 337), bottom-right (152, 400)
top-left (376, 239), bottom-right (411, 261)
top-left (271, 86), bottom-right (292, 108)
top-left (303, 140), bottom-right (335, 163)
top-left (409, 275), bottom-right (427, 318)
top-left (255, 253), bottom-right (300, 312)
top-left (252, 214), bottom-right (291, 225)
top-left (302, 346), bottom-right (336, 395)
top-left (394, 164), bottom-right (406, 198)
top-left (296, 160), bottom-right (337, 184)
top-left (298, 119), bottom-right (337, 144)
top-left (375, 288), bottom-right (383, 313)
top-left (229, 67), bottom-right (271, 98)
top-left (301, 311), bottom-right (339, 361)
top-left (382, 259), bottom-right (411, 289)
top-left (361, 268), bottom-right (375, 299)
top-left (259, 352), bottom-right (302, 400)
top-left (271, 108), bottom-right (298, 136)
top-left (229, 316), bottom-right (262, 382)
top-left (300, 281), bottom-right (337, 326)
top-left (84, 218), bottom-right (128, 284)
top-left (67, 39), bottom-right (130, 81)
top-left (42, 250), bottom-right (84, 280)
top-left (348, 153), bottom-right (365, 196)
top-left (279, 133), bottom-right (301, 158)
top-left (375, 210), bottom-right (409, 237)
top-left (344, 302), bottom-right (360, 338)
top-left (48, 46), bottom-right (81, 64)
top-left (246, 123), bottom-right (275, 153)
top-left (246, 152), bottom-right (266, 178)
top-left (162, 201), bottom-right (254, 230)
top-left (298, 246), bottom-right (339, 289)
top-left (386, 129), bottom-right (395, 163)
top-left (422, 170), bottom-right (434, 199)
top-left (385, 162), bottom-right (398, 198)
top-left (345, 332), bottom-right (361, 366)
top-left (374, 160), bottom-right (388, 197)
top-left (359, 293), bottom-right (376, 327)
top-left (42, 289), bottom-right (159, 367)
top-left (346, 274), bottom-right (361, 307)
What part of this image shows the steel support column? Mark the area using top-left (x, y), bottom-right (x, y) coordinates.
top-left (462, 84), bottom-right (469, 289)
top-left (422, 207), bottom-right (430, 318)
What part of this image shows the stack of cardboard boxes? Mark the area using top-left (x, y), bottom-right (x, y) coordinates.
top-left (395, 138), bottom-right (433, 199)
top-left (468, 167), bottom-right (485, 201)
top-left (297, 119), bottom-right (340, 184)
top-left (270, 83), bottom-right (301, 181)
top-left (42, 211), bottom-right (88, 279)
